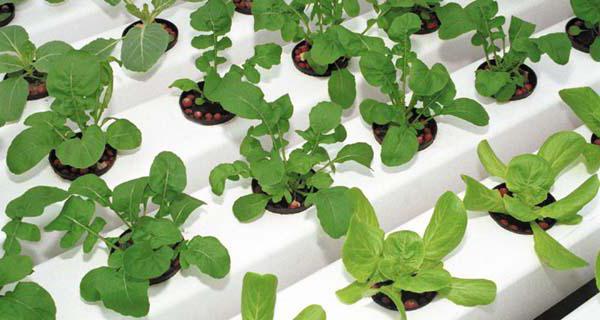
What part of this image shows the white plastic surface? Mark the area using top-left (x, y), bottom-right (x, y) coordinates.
top-left (564, 293), bottom-right (600, 320)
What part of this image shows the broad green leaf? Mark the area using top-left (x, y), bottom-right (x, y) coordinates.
top-left (1, 282), bottom-right (56, 320)
top-left (0, 54), bottom-right (24, 73)
top-left (559, 87), bottom-right (600, 136)
top-left (250, 156), bottom-right (285, 187)
top-left (336, 281), bottom-right (375, 304)
top-left (381, 125), bottom-right (418, 167)
top-left (207, 73), bottom-right (267, 119)
top-left (538, 131), bottom-right (587, 178)
top-left (461, 175), bottom-right (505, 212)
top-left (232, 193), bottom-right (269, 222)
top-left (535, 33), bottom-right (572, 65)
top-left (149, 151), bottom-right (187, 206)
top-left (309, 102), bottom-right (343, 133)
top-left (441, 278), bottom-right (497, 306)
top-left (583, 143), bottom-right (600, 173)
top-left (251, 43), bottom-right (282, 69)
top-left (180, 235), bottom-right (231, 278)
top-left (33, 40), bottom-right (73, 72)
top-left (111, 177), bottom-right (149, 220)
top-left (334, 142), bottom-right (373, 168)
top-left (359, 99), bottom-right (396, 125)
top-left (121, 22), bottom-right (169, 72)
top-left (328, 68), bottom-right (356, 109)
top-left (2, 220), bottom-right (41, 255)
top-left (348, 188), bottom-right (379, 228)
top-left (359, 52), bottom-right (396, 88)
top-left (83, 217), bottom-right (106, 253)
top-left (7, 126), bottom-right (63, 174)
top-left (508, 16), bottom-right (536, 43)
top-left (387, 12), bottom-right (422, 41)
top-left (46, 50), bottom-right (102, 101)
top-left (314, 187), bottom-right (354, 238)
top-left (306, 172), bottom-right (333, 189)
top-left (440, 98), bottom-right (489, 126)
top-left (123, 242), bottom-right (173, 280)
top-left (55, 125), bottom-right (106, 168)
top-left (0, 76), bottom-right (29, 122)
top-left (69, 174), bottom-right (112, 207)
top-left (190, 0), bottom-right (233, 34)
top-left (0, 255), bottom-right (33, 286)
top-left (477, 140), bottom-right (507, 178)
top-left (132, 217), bottom-right (183, 249)
top-left (80, 38), bottom-right (119, 59)
top-left (394, 268), bottom-right (452, 293)
top-left (342, 0), bottom-right (360, 17)
top-left (409, 61), bottom-right (450, 96)
top-left (241, 272), bottom-right (277, 320)
top-left (0, 26), bottom-right (31, 53)
top-left (503, 195), bottom-right (538, 222)
top-left (506, 154), bottom-right (554, 206)
top-left (537, 175), bottom-right (599, 220)
top-left (106, 119), bottom-right (142, 150)
top-left (169, 193), bottom-right (205, 226)
top-left (437, 3), bottom-right (476, 39)
top-left (422, 191), bottom-right (467, 261)
top-left (294, 304), bottom-right (326, 320)
top-left (571, 0), bottom-right (600, 23)
top-left (342, 215), bottom-right (384, 282)
top-left (532, 223), bottom-right (588, 270)
top-left (475, 70), bottom-right (510, 97)
top-left (310, 30), bottom-right (345, 65)
top-left (6, 186), bottom-right (69, 219)
top-left (379, 286), bottom-right (407, 320)
top-left (44, 196), bottom-right (95, 248)
top-left (209, 162), bottom-right (250, 195)
top-left (382, 230), bottom-right (424, 274)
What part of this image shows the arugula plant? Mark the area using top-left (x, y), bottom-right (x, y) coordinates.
top-left (436, 0), bottom-right (572, 101)
top-left (365, 0), bottom-right (442, 35)
top-left (0, 255), bottom-right (56, 319)
top-left (567, 0), bottom-right (600, 60)
top-left (462, 133), bottom-right (600, 270)
top-left (359, 13), bottom-right (489, 167)
top-left (559, 87), bottom-right (600, 163)
top-left (208, 73), bottom-right (374, 239)
top-left (170, 0), bottom-right (282, 115)
top-left (6, 48), bottom-right (142, 176)
top-left (337, 189), bottom-right (496, 318)
top-left (241, 272), bottom-right (327, 320)
top-left (3, 152), bottom-right (231, 317)
top-left (0, 26), bottom-right (73, 126)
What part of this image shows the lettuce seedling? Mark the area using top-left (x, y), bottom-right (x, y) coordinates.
top-left (437, 0), bottom-right (572, 101)
top-left (170, 0), bottom-right (282, 124)
top-left (359, 13), bottom-right (489, 167)
top-left (208, 73), bottom-right (373, 238)
top-left (6, 48), bottom-right (142, 178)
top-left (567, 0), bottom-right (600, 60)
top-left (3, 152), bottom-right (231, 317)
top-left (337, 189), bottom-right (496, 318)
top-left (559, 87), bottom-right (600, 172)
top-left (365, 0), bottom-right (443, 35)
top-left (0, 255), bottom-right (56, 319)
top-left (0, 26), bottom-right (73, 126)
top-left (241, 272), bottom-right (326, 320)
top-left (462, 133), bottom-right (600, 270)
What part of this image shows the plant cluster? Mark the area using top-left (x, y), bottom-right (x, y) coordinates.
top-left (3, 152), bottom-right (231, 317)
top-left (337, 189), bottom-right (496, 318)
top-left (208, 73), bottom-right (373, 238)
top-left (6, 47), bottom-right (142, 177)
top-left (567, 0), bottom-right (600, 60)
top-left (462, 133), bottom-right (599, 270)
top-left (241, 272), bottom-right (326, 320)
top-left (0, 26), bottom-right (73, 126)
top-left (437, 0), bottom-right (572, 101)
top-left (366, 0), bottom-right (443, 35)
top-left (359, 13), bottom-right (489, 166)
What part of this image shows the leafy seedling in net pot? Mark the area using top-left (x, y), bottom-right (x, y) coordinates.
top-left (0, 255), bottom-right (56, 319)
top-left (436, 0), bottom-right (572, 101)
top-left (365, 0), bottom-right (443, 35)
top-left (240, 272), bottom-right (327, 320)
top-left (462, 133), bottom-right (600, 270)
top-left (559, 87), bottom-right (600, 170)
top-left (337, 189), bottom-right (496, 318)
top-left (359, 13), bottom-right (489, 167)
top-left (209, 74), bottom-right (374, 239)
top-left (104, 0), bottom-right (188, 72)
top-left (170, 0), bottom-right (282, 125)
top-left (3, 152), bottom-right (231, 317)
top-left (566, 0), bottom-right (600, 60)
top-left (0, 26), bottom-right (73, 126)
top-left (6, 48), bottom-right (142, 180)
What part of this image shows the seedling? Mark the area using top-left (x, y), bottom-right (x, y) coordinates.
top-left (559, 87), bottom-right (600, 171)
top-left (359, 13), bottom-right (489, 167)
top-left (437, 0), bottom-right (572, 101)
top-left (241, 272), bottom-right (326, 320)
top-left (170, 0), bottom-right (282, 125)
top-left (3, 152), bottom-right (231, 317)
top-left (566, 0), bottom-right (600, 60)
top-left (462, 134), bottom-right (599, 270)
top-left (337, 189), bottom-right (496, 318)
top-left (0, 26), bottom-right (73, 126)
top-left (365, 0), bottom-right (443, 35)
top-left (208, 73), bottom-right (373, 238)
top-left (0, 255), bottom-right (56, 319)
top-left (6, 48), bottom-right (142, 180)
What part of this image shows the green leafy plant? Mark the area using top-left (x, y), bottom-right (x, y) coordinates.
top-left (6, 48), bottom-right (142, 176)
top-left (462, 133), bottom-right (600, 270)
top-left (208, 73), bottom-right (374, 238)
top-left (0, 255), bottom-right (56, 319)
top-left (359, 13), bottom-right (489, 167)
top-left (3, 152), bottom-right (231, 317)
top-left (241, 272), bottom-right (327, 320)
top-left (365, 0), bottom-right (443, 35)
top-left (170, 0), bottom-right (282, 119)
top-left (567, 0), bottom-right (600, 60)
top-left (0, 26), bottom-right (73, 126)
top-left (337, 189), bottom-right (496, 319)
top-left (437, 0), bottom-right (572, 101)
top-left (559, 87), bottom-right (600, 172)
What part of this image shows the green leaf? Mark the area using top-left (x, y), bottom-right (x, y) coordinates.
top-left (379, 286), bottom-right (407, 319)
top-left (477, 140), bottom-right (507, 178)
top-left (538, 131), bottom-right (587, 178)
top-left (0, 26), bottom-right (31, 53)
top-left (123, 242), bottom-right (173, 280)
top-left (381, 125), bottom-right (418, 167)
top-left (233, 193), bottom-right (269, 222)
top-left (309, 102), bottom-right (343, 133)
top-left (382, 230), bottom-right (424, 274)
top-left (55, 125), bottom-right (106, 168)
top-left (46, 50), bottom-right (101, 101)
top-left (461, 175), bottom-right (505, 212)
top-left (180, 235), bottom-right (231, 278)
top-left (33, 40), bottom-right (73, 72)
top-left (0, 282), bottom-right (56, 320)
top-left (537, 175), bottom-right (599, 220)
top-left (348, 188), bottom-right (379, 228)
top-left (0, 76), bottom-right (29, 122)
top-left (436, 3), bottom-right (476, 39)
top-left (423, 191), bottom-right (467, 261)
top-left (328, 68), bottom-right (356, 109)
top-left (69, 174), bottom-right (112, 207)
top-left (441, 278), bottom-right (497, 306)
top-left (475, 70), bottom-right (510, 97)
top-left (80, 38), bottom-right (119, 59)
top-left (45, 196), bottom-right (95, 248)
top-left (6, 186), bottom-right (69, 219)
top-left (508, 16), bottom-right (536, 43)
top-left (121, 22), bottom-right (169, 72)
top-left (250, 156), bottom-right (285, 187)
top-left (190, 0), bottom-right (233, 34)
top-left (440, 98), bottom-right (489, 126)
top-left (503, 195), bottom-right (538, 222)
top-left (314, 187), bottom-right (354, 238)
top-left (559, 87), bottom-right (600, 136)
top-left (535, 33), bottom-right (572, 65)
top-left (106, 119), bottom-right (142, 150)
top-left (149, 151), bottom-right (187, 207)
top-left (596, 251), bottom-right (600, 290)
top-left (334, 142), bottom-right (373, 168)
top-left (241, 272), bottom-right (278, 320)
top-left (206, 73), bottom-right (267, 119)
top-left (387, 12), bottom-right (422, 41)
top-left (7, 126), bottom-right (63, 174)
top-left (342, 0), bottom-right (360, 17)
top-left (169, 193), bottom-right (205, 226)
top-left (0, 54), bottom-right (25, 73)
top-left (80, 267), bottom-right (149, 317)
top-left (409, 61), bottom-right (450, 97)
top-left (83, 217), bottom-right (106, 253)
top-left (336, 281), bottom-right (375, 304)
top-left (132, 217), bottom-right (183, 249)
top-left (306, 172), bottom-right (334, 189)
top-left (2, 220), bottom-right (41, 255)
top-left (359, 99), bottom-right (396, 125)
top-left (583, 143), bottom-right (600, 173)
top-left (209, 162), bottom-right (250, 195)
top-left (169, 78), bottom-right (201, 92)
top-left (342, 215), bottom-right (384, 282)
top-left (0, 255), bottom-right (33, 286)
top-left (394, 268), bottom-right (452, 293)
top-left (359, 52), bottom-right (396, 88)
top-left (532, 223), bottom-right (588, 270)
top-left (506, 154), bottom-right (554, 206)
top-left (294, 304), bottom-right (327, 320)
top-left (251, 43), bottom-right (282, 69)
top-left (111, 177), bottom-right (149, 219)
